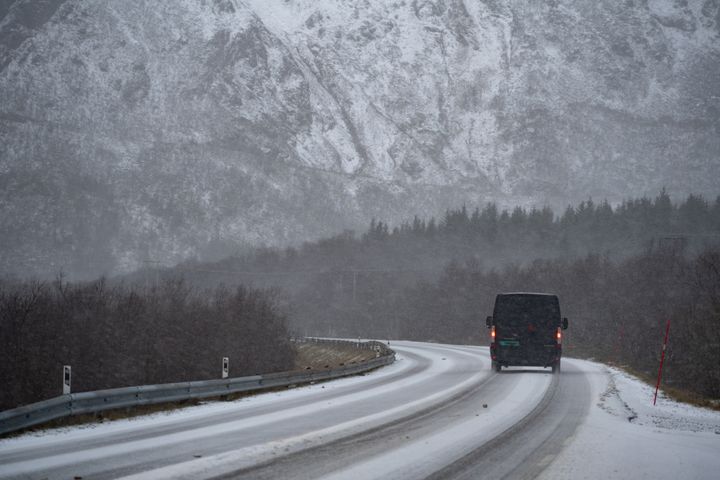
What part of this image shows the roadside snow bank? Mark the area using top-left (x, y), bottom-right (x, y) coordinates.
top-left (540, 359), bottom-right (720, 480)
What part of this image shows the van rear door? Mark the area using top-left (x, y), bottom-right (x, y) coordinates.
top-left (493, 294), bottom-right (560, 365)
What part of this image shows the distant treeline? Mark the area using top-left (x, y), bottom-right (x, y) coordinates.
top-left (0, 279), bottom-right (294, 410)
top-left (367, 190), bottom-right (719, 250)
top-left (171, 190), bottom-right (719, 332)
top-left (177, 190), bottom-right (720, 289)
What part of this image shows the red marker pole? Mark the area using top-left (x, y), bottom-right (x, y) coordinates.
top-left (653, 319), bottom-right (671, 406)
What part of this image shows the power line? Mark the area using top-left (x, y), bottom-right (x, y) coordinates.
top-left (172, 266), bottom-right (443, 276)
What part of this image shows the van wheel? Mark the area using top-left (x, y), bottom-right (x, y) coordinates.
top-left (493, 361), bottom-right (502, 372)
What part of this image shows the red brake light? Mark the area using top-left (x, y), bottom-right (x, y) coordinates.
top-left (491, 325), bottom-right (496, 340)
top-left (556, 328), bottom-right (562, 343)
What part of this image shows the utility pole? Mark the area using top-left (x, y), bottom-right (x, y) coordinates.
top-left (143, 260), bottom-right (162, 289)
top-left (352, 270), bottom-right (357, 303)
top-left (658, 236), bottom-right (687, 253)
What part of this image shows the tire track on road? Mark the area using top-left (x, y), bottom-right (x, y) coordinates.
top-left (425, 359), bottom-right (591, 480)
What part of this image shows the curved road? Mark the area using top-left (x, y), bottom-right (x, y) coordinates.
top-left (0, 342), bottom-right (591, 480)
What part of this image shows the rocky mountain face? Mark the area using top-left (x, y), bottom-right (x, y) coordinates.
top-left (0, 0), bottom-right (718, 278)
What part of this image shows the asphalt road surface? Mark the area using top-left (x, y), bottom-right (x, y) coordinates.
top-left (0, 341), bottom-right (591, 480)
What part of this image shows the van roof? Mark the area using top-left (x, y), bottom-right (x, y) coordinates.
top-left (499, 292), bottom-right (558, 297)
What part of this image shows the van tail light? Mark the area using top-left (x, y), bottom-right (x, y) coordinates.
top-left (491, 325), bottom-right (496, 340)
top-left (556, 327), bottom-right (562, 344)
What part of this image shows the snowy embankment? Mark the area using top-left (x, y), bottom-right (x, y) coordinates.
top-left (540, 359), bottom-right (720, 480)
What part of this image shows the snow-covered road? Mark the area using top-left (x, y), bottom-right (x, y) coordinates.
top-left (0, 341), bottom-right (718, 479)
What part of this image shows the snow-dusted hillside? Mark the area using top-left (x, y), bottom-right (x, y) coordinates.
top-left (0, 0), bottom-right (718, 277)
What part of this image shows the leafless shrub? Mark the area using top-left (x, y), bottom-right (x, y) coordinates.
top-left (0, 279), bottom-right (294, 410)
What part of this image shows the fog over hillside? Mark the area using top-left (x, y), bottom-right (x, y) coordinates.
top-left (1, 0), bottom-right (718, 278)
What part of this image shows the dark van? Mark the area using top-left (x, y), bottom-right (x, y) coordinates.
top-left (486, 293), bottom-right (568, 373)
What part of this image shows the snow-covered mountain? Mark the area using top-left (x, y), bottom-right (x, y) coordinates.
top-left (1, 0), bottom-right (719, 278)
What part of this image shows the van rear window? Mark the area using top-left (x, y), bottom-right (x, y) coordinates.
top-left (493, 295), bottom-right (560, 328)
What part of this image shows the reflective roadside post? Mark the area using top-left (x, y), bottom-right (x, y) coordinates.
top-left (653, 319), bottom-right (671, 406)
top-left (62, 365), bottom-right (71, 395)
top-left (222, 357), bottom-right (229, 379)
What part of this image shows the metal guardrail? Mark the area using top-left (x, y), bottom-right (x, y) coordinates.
top-left (0, 339), bottom-right (395, 436)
